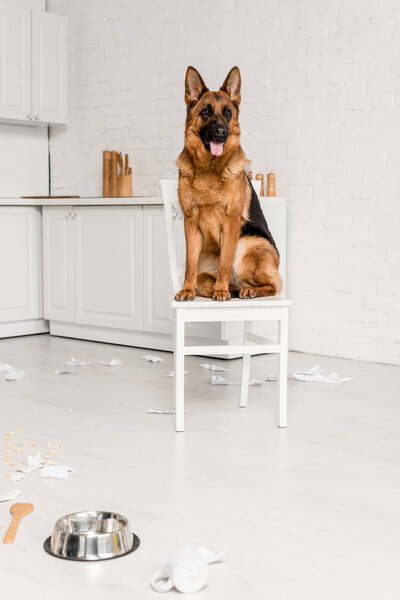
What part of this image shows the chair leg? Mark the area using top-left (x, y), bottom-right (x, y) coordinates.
top-left (240, 321), bottom-right (250, 407)
top-left (278, 307), bottom-right (289, 427)
top-left (174, 310), bottom-right (185, 432)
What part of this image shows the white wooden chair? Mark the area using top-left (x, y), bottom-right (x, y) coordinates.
top-left (161, 179), bottom-right (291, 432)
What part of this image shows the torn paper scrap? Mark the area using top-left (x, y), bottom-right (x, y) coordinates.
top-left (264, 365), bottom-right (352, 384)
top-left (166, 371), bottom-right (188, 377)
top-left (147, 408), bottom-right (189, 414)
top-left (322, 372), bottom-right (352, 384)
top-left (290, 365), bottom-right (352, 383)
top-left (0, 361), bottom-right (25, 381)
top-left (9, 472), bottom-right (25, 482)
top-left (201, 363), bottom-right (228, 372)
top-left (212, 375), bottom-right (228, 385)
top-left (54, 369), bottom-right (71, 375)
top-left (65, 355), bottom-right (91, 366)
top-left (5, 368), bottom-right (25, 381)
top-left (99, 358), bottom-right (121, 367)
top-left (16, 452), bottom-right (50, 473)
top-left (40, 465), bottom-right (73, 479)
top-left (0, 489), bottom-right (21, 503)
top-left (195, 545), bottom-right (227, 564)
top-left (211, 375), bottom-right (256, 386)
top-left (142, 355), bottom-right (164, 363)
top-left (0, 361), bottom-right (13, 371)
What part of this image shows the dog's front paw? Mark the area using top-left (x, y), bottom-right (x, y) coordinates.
top-left (175, 288), bottom-right (196, 301)
top-left (212, 289), bottom-right (231, 302)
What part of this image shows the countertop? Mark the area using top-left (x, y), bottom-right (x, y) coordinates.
top-left (0, 196), bottom-right (162, 206)
top-left (0, 196), bottom-right (286, 207)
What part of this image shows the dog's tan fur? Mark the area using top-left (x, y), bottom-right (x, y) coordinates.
top-left (175, 66), bottom-right (282, 302)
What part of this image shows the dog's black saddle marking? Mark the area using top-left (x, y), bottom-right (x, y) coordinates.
top-left (240, 173), bottom-right (279, 254)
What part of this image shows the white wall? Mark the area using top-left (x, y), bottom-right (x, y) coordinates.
top-left (0, 0), bottom-right (48, 197)
top-left (48, 0), bottom-right (400, 364)
top-left (0, 124), bottom-right (48, 197)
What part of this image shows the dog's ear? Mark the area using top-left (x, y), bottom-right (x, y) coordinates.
top-left (221, 66), bottom-right (241, 106)
top-left (185, 66), bottom-right (208, 107)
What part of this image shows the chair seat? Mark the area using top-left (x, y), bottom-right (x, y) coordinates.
top-left (171, 296), bottom-right (291, 309)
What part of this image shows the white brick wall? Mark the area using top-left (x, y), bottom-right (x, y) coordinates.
top-left (48, 0), bottom-right (400, 364)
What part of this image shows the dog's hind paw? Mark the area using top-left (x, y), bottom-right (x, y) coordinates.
top-left (239, 287), bottom-right (257, 298)
top-left (174, 288), bottom-right (196, 301)
top-left (212, 289), bottom-right (231, 302)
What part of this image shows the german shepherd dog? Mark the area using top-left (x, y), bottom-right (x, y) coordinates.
top-left (175, 66), bottom-right (282, 302)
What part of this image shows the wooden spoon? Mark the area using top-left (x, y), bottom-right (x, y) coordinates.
top-left (3, 503), bottom-right (34, 544)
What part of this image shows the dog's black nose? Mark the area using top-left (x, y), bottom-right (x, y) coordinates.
top-left (216, 125), bottom-right (226, 136)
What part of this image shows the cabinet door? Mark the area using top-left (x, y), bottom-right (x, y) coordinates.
top-left (0, 6), bottom-right (31, 121)
top-left (32, 11), bottom-right (67, 124)
top-left (74, 207), bottom-right (143, 330)
top-left (42, 207), bottom-right (75, 322)
top-left (143, 206), bottom-right (180, 334)
top-left (0, 207), bottom-right (41, 322)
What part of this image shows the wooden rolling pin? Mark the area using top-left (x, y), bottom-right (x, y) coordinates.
top-left (255, 173), bottom-right (264, 196)
top-left (110, 151), bottom-right (118, 197)
top-left (267, 173), bottom-right (276, 197)
top-left (102, 150), bottom-right (112, 197)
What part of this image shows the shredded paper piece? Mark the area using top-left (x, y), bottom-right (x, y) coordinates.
top-left (0, 361), bottom-right (13, 372)
top-left (0, 489), bottom-right (21, 503)
top-left (142, 355), bottom-right (164, 363)
top-left (265, 365), bottom-right (352, 384)
top-left (201, 363), bottom-right (228, 372)
top-left (9, 472), bottom-right (25, 482)
top-left (166, 370), bottom-right (188, 377)
top-left (0, 361), bottom-right (25, 381)
top-left (211, 375), bottom-right (238, 385)
top-left (40, 465), bottom-right (73, 479)
top-left (290, 365), bottom-right (352, 383)
top-left (6, 368), bottom-right (25, 381)
top-left (147, 408), bottom-right (189, 414)
top-left (65, 355), bottom-right (91, 366)
top-left (16, 452), bottom-right (50, 473)
top-left (211, 376), bottom-right (261, 386)
top-left (99, 358), bottom-right (121, 367)
top-left (54, 369), bottom-right (71, 375)
top-left (195, 544), bottom-right (227, 564)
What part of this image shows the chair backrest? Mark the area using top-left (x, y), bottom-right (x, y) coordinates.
top-left (160, 178), bottom-right (262, 295)
top-left (161, 179), bottom-right (184, 294)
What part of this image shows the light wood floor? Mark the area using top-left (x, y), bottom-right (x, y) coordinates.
top-left (0, 334), bottom-right (399, 599)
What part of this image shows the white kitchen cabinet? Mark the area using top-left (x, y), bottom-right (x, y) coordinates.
top-left (0, 6), bottom-right (31, 121)
top-left (0, 207), bottom-right (47, 337)
top-left (43, 206), bottom-right (143, 330)
top-left (42, 206), bottom-right (74, 322)
top-left (0, 6), bottom-right (67, 125)
top-left (32, 11), bottom-right (68, 124)
top-left (74, 207), bottom-right (143, 330)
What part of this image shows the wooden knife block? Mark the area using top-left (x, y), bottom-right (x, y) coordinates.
top-left (118, 174), bottom-right (132, 197)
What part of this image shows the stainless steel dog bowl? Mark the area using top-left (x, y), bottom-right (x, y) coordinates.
top-left (43, 511), bottom-right (140, 561)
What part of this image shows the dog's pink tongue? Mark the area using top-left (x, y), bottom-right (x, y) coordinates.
top-left (210, 141), bottom-right (224, 156)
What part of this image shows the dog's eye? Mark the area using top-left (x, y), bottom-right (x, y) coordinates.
top-left (223, 107), bottom-right (232, 120)
top-left (200, 105), bottom-right (212, 119)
